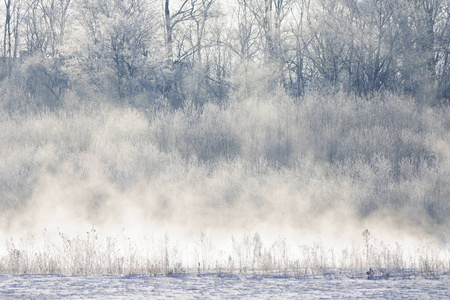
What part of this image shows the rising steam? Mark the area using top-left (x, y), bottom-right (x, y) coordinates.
top-left (1, 92), bottom-right (449, 258)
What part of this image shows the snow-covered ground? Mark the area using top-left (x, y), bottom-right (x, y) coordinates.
top-left (1, 274), bottom-right (449, 299)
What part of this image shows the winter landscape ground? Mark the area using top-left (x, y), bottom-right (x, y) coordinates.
top-left (2, 274), bottom-right (450, 299)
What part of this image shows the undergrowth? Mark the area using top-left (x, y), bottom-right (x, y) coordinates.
top-left (1, 230), bottom-right (449, 279)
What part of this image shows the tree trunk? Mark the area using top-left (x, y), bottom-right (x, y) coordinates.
top-left (165, 0), bottom-right (173, 62)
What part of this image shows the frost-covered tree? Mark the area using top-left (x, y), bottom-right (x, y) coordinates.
top-left (284, 0), bottom-right (312, 97)
top-left (1, 0), bottom-right (22, 77)
top-left (23, 0), bottom-right (72, 57)
top-left (400, 0), bottom-right (450, 102)
top-left (3, 0), bottom-right (21, 58)
top-left (72, 0), bottom-right (162, 100)
top-left (301, 0), bottom-right (449, 101)
top-left (246, 0), bottom-right (294, 87)
top-left (163, 0), bottom-right (197, 63)
top-left (343, 0), bottom-right (404, 94)
top-left (305, 0), bottom-right (350, 91)
top-left (162, 0), bottom-right (221, 105)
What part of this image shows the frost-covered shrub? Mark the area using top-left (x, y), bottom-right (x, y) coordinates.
top-left (0, 55), bottom-right (68, 113)
top-left (0, 90), bottom-right (449, 241)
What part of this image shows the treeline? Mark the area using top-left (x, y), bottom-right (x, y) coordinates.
top-left (0, 0), bottom-right (449, 111)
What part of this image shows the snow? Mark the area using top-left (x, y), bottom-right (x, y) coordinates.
top-left (1, 274), bottom-right (449, 299)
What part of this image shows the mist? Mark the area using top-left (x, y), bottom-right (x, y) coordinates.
top-left (1, 91), bottom-right (449, 256)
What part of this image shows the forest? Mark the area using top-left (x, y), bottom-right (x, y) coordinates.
top-left (0, 0), bottom-right (448, 110)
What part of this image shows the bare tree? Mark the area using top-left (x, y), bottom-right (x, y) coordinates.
top-left (410, 0), bottom-right (449, 101)
top-left (232, 0), bottom-right (260, 61)
top-left (285, 0), bottom-right (312, 97)
top-left (244, 0), bottom-right (292, 63)
top-left (188, 0), bottom-right (216, 65)
top-left (2, 0), bottom-right (22, 76)
top-left (23, 0), bottom-right (72, 57)
top-left (232, 0), bottom-right (293, 89)
top-left (306, 0), bottom-right (349, 90)
top-left (164, 0), bottom-right (196, 63)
